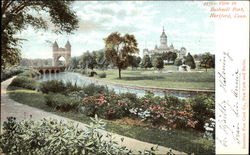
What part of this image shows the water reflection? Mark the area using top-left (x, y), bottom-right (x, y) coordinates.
top-left (38, 72), bottom-right (194, 98)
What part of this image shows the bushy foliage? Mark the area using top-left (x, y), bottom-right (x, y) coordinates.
top-left (9, 76), bottom-right (37, 90)
top-left (44, 93), bottom-right (79, 111)
top-left (139, 92), bottom-right (197, 129)
top-left (81, 91), bottom-right (214, 131)
top-left (19, 69), bottom-right (40, 78)
top-left (82, 94), bottom-right (131, 119)
top-left (141, 55), bottom-right (153, 69)
top-left (39, 80), bottom-right (66, 94)
top-left (82, 83), bottom-right (113, 96)
top-left (189, 94), bottom-right (215, 131)
top-left (98, 72), bottom-right (107, 78)
top-left (199, 52), bottom-right (215, 71)
top-left (0, 116), bottom-right (159, 155)
top-left (40, 80), bottom-right (113, 98)
top-left (38, 79), bottom-right (214, 131)
top-left (79, 51), bottom-right (97, 70)
top-left (65, 81), bottom-right (82, 93)
top-left (1, 67), bottom-right (24, 82)
top-left (88, 71), bottom-right (97, 77)
top-left (184, 53), bottom-right (196, 69)
top-left (152, 56), bottom-right (164, 70)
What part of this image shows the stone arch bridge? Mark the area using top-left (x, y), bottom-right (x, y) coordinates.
top-left (33, 66), bottom-right (66, 75)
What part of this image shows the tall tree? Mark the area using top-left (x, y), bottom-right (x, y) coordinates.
top-left (184, 53), bottom-right (196, 69)
top-left (104, 32), bottom-right (139, 79)
top-left (141, 55), bottom-right (152, 69)
top-left (199, 52), bottom-right (215, 71)
top-left (129, 56), bottom-right (141, 70)
top-left (162, 51), bottom-right (177, 64)
top-left (67, 56), bottom-right (79, 69)
top-left (152, 56), bottom-right (164, 70)
top-left (93, 49), bottom-right (111, 70)
top-left (135, 56), bottom-right (141, 69)
top-left (1, 0), bottom-right (79, 70)
top-left (79, 51), bottom-right (97, 70)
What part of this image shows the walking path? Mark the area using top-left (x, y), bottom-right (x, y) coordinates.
top-left (1, 77), bottom-right (186, 154)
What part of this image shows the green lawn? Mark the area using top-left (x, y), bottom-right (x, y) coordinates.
top-left (7, 86), bottom-right (215, 154)
top-left (90, 66), bottom-right (215, 90)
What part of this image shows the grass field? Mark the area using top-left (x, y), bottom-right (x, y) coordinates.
top-left (7, 86), bottom-right (215, 154)
top-left (90, 66), bottom-right (215, 90)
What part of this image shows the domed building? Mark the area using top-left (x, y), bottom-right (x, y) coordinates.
top-left (143, 27), bottom-right (187, 59)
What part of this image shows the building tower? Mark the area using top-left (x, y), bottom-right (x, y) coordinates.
top-left (52, 41), bottom-right (58, 66)
top-left (65, 40), bottom-right (71, 58)
top-left (52, 41), bottom-right (71, 66)
top-left (53, 41), bottom-right (59, 52)
top-left (159, 26), bottom-right (168, 49)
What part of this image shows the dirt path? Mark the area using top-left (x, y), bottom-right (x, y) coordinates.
top-left (1, 77), bottom-right (186, 154)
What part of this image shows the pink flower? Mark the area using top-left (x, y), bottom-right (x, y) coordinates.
top-left (167, 119), bottom-right (174, 124)
top-left (173, 124), bottom-right (177, 129)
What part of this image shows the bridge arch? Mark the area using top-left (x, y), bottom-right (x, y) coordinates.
top-left (39, 70), bottom-right (44, 74)
top-left (33, 66), bottom-right (66, 75)
top-left (45, 70), bottom-right (50, 74)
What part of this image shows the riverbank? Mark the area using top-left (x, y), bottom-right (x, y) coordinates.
top-left (5, 80), bottom-right (215, 154)
top-left (39, 72), bottom-right (214, 98)
top-left (1, 77), bottom-right (185, 154)
top-left (67, 68), bottom-right (215, 96)
top-left (82, 73), bottom-right (215, 95)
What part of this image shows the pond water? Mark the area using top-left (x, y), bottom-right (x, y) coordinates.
top-left (38, 72), bottom-right (196, 98)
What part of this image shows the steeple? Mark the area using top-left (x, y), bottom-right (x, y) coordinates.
top-left (159, 26), bottom-right (168, 49)
top-left (65, 40), bottom-right (71, 47)
top-left (65, 40), bottom-right (71, 51)
top-left (161, 26), bottom-right (167, 38)
top-left (53, 41), bottom-right (58, 47)
top-left (53, 41), bottom-right (58, 51)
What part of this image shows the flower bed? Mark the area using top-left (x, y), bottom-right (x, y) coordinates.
top-left (38, 80), bottom-right (214, 131)
top-left (81, 91), bottom-right (214, 131)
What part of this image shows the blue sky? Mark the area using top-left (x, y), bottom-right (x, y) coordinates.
top-left (17, 1), bottom-right (215, 59)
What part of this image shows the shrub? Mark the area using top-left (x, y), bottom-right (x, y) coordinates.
top-left (119, 92), bottom-right (143, 117)
top-left (19, 69), bottom-right (40, 78)
top-left (0, 116), bottom-right (139, 154)
top-left (39, 80), bottom-right (66, 94)
top-left (65, 81), bottom-right (82, 93)
top-left (9, 76), bottom-right (37, 90)
top-left (189, 95), bottom-right (215, 131)
top-left (82, 94), bottom-right (131, 119)
top-left (81, 91), bottom-right (200, 130)
top-left (82, 83), bottom-right (113, 96)
top-left (44, 93), bottom-right (79, 111)
top-left (138, 92), bottom-right (198, 129)
top-left (98, 73), bottom-right (107, 78)
top-left (1, 67), bottom-right (24, 82)
top-left (88, 71), bottom-right (97, 77)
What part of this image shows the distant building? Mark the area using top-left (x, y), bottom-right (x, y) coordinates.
top-left (52, 41), bottom-right (71, 66)
top-left (143, 27), bottom-right (187, 59)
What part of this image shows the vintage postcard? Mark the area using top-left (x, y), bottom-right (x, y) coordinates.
top-left (0, 1), bottom-right (249, 154)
